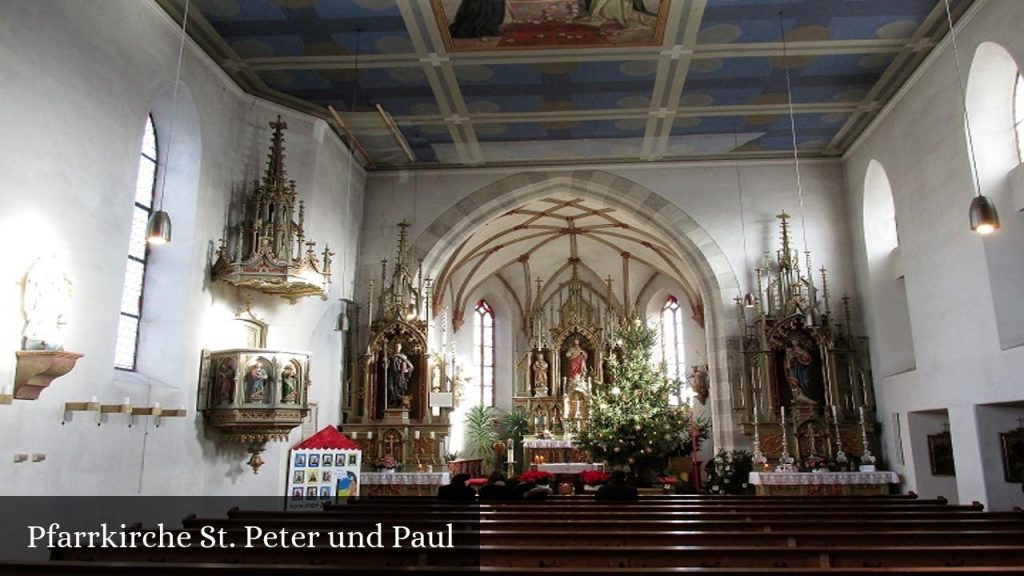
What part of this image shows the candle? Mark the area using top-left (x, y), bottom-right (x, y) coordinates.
top-left (430, 431), bottom-right (436, 439)
top-left (367, 431), bottom-right (374, 439)
top-left (123, 397), bottom-right (130, 406)
top-left (859, 406), bottom-right (865, 423)
top-left (90, 396), bottom-right (98, 404)
top-left (414, 430), bottom-right (421, 440)
top-left (153, 402), bottom-right (160, 411)
top-left (780, 405), bottom-right (787, 425)
top-left (351, 431), bottom-right (359, 439)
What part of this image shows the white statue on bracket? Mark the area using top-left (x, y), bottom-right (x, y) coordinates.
top-left (22, 248), bottom-right (74, 351)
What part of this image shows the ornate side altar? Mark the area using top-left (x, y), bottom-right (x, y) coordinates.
top-left (346, 223), bottom-right (452, 473)
top-left (739, 213), bottom-right (881, 474)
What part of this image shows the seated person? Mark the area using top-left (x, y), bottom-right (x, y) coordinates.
top-left (437, 473), bottom-right (476, 501)
top-left (523, 476), bottom-right (553, 500)
top-left (595, 470), bottom-right (638, 501)
top-left (478, 471), bottom-right (510, 501)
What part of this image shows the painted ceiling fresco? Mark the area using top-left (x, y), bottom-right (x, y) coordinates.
top-left (161, 0), bottom-right (973, 169)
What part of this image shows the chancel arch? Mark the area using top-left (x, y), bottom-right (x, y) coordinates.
top-left (412, 171), bottom-right (743, 451)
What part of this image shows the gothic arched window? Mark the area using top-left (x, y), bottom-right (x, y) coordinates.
top-left (473, 300), bottom-right (495, 406)
top-left (659, 295), bottom-right (685, 382)
top-left (115, 115), bottom-right (157, 370)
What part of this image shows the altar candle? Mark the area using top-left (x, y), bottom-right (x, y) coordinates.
top-left (90, 396), bottom-right (98, 404)
top-left (831, 405), bottom-right (838, 420)
top-left (367, 431), bottom-right (374, 440)
top-left (859, 405), bottom-right (865, 423)
top-left (123, 397), bottom-right (130, 406)
top-left (153, 402), bottom-right (160, 411)
top-left (351, 431), bottom-right (359, 439)
top-left (414, 430), bottom-right (421, 440)
top-left (430, 431), bottom-right (436, 439)
top-left (780, 405), bottom-right (787, 425)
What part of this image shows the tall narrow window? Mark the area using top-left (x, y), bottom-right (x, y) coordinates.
top-left (473, 300), bottom-right (495, 406)
top-left (1014, 73), bottom-right (1024, 163)
top-left (659, 296), bottom-right (685, 383)
top-left (115, 115), bottom-right (158, 370)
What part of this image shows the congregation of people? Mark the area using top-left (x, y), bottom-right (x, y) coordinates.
top-left (438, 469), bottom-right (638, 501)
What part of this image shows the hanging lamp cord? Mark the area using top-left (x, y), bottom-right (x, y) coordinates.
top-left (779, 12), bottom-right (810, 256)
top-left (942, 0), bottom-right (984, 198)
top-left (156, 0), bottom-right (190, 213)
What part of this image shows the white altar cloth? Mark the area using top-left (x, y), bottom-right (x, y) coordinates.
top-left (748, 471), bottom-right (899, 486)
top-left (361, 471), bottom-right (450, 486)
top-left (536, 463), bottom-right (604, 474)
top-left (523, 439), bottom-right (575, 448)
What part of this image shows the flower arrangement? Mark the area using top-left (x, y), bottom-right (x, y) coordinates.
top-left (520, 471), bottom-right (553, 484)
top-left (374, 455), bottom-right (398, 470)
top-left (703, 449), bottom-right (753, 495)
top-left (579, 470), bottom-right (610, 486)
top-left (538, 429), bottom-right (554, 439)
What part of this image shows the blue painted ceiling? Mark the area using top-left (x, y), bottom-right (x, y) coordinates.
top-left (162, 0), bottom-right (973, 169)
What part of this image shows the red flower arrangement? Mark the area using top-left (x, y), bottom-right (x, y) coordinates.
top-left (520, 471), bottom-right (553, 484)
top-left (579, 470), bottom-right (610, 486)
top-left (467, 477), bottom-right (488, 487)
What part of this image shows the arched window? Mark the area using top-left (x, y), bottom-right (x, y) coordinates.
top-left (115, 115), bottom-right (157, 370)
top-left (1014, 73), bottom-right (1024, 163)
top-left (472, 300), bottom-right (495, 406)
top-left (659, 296), bottom-right (685, 382)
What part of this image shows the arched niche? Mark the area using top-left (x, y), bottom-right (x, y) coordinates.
top-left (966, 42), bottom-right (1024, 349)
top-left (862, 160), bottom-right (916, 376)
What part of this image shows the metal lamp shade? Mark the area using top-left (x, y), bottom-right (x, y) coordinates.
top-left (968, 195), bottom-right (1000, 235)
top-left (146, 210), bottom-right (173, 245)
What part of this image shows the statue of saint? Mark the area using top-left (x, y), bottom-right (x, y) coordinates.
top-left (245, 363), bottom-right (269, 403)
top-left (532, 353), bottom-right (549, 394)
top-left (214, 358), bottom-right (237, 405)
top-left (564, 338), bottom-right (588, 382)
top-left (387, 342), bottom-right (414, 408)
top-left (280, 364), bottom-right (298, 403)
top-left (22, 250), bottom-right (74, 351)
top-left (784, 338), bottom-right (815, 403)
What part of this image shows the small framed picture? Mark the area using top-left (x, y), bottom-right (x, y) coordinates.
top-left (1000, 430), bottom-right (1024, 483)
top-left (291, 488), bottom-right (303, 500)
top-left (292, 470), bottom-right (304, 484)
top-left (306, 487), bottom-right (317, 499)
top-left (928, 432), bottom-right (956, 476)
top-left (319, 486), bottom-right (331, 497)
top-left (322, 454), bottom-right (334, 467)
top-left (348, 453), bottom-right (357, 465)
top-left (307, 470), bottom-right (319, 484)
top-left (294, 453), bottom-right (306, 468)
top-left (322, 470), bottom-right (332, 483)
top-left (308, 453), bottom-right (320, 468)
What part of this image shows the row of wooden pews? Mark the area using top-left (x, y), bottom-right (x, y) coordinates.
top-left (5, 494), bottom-right (1024, 574)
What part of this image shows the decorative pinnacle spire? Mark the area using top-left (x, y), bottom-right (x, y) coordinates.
top-left (264, 116), bottom-right (289, 191)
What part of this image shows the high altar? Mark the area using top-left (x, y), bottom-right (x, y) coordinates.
top-left (737, 213), bottom-right (884, 486)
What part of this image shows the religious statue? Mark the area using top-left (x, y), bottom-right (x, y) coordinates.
top-left (688, 363), bottom-right (710, 405)
top-left (565, 338), bottom-right (588, 382)
top-left (245, 363), bottom-right (269, 403)
top-left (784, 338), bottom-right (815, 403)
top-left (280, 364), bottom-right (298, 403)
top-left (214, 358), bottom-right (237, 406)
top-left (532, 352), bottom-right (549, 395)
top-left (452, 364), bottom-right (467, 406)
top-left (387, 342), bottom-right (414, 408)
top-left (22, 250), bottom-right (74, 351)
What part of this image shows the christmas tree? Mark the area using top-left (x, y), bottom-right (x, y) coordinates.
top-left (576, 318), bottom-right (710, 481)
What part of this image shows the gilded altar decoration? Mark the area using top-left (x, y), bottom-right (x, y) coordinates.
top-left (740, 212), bottom-right (876, 467)
top-left (198, 348), bottom-right (311, 473)
top-left (211, 117), bottom-right (333, 303)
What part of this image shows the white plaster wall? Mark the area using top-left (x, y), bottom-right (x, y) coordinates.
top-left (0, 1), bottom-right (365, 495)
top-left (844, 0), bottom-right (1024, 509)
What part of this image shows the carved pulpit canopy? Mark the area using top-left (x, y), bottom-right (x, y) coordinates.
top-left (212, 117), bottom-right (334, 303)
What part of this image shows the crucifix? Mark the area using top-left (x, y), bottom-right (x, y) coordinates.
top-left (806, 425), bottom-right (825, 456)
top-left (383, 430), bottom-right (402, 459)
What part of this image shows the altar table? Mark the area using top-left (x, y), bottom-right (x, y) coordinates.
top-left (534, 463), bottom-right (604, 474)
top-left (361, 471), bottom-right (450, 496)
top-left (748, 471), bottom-right (900, 496)
top-left (523, 439), bottom-right (588, 465)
